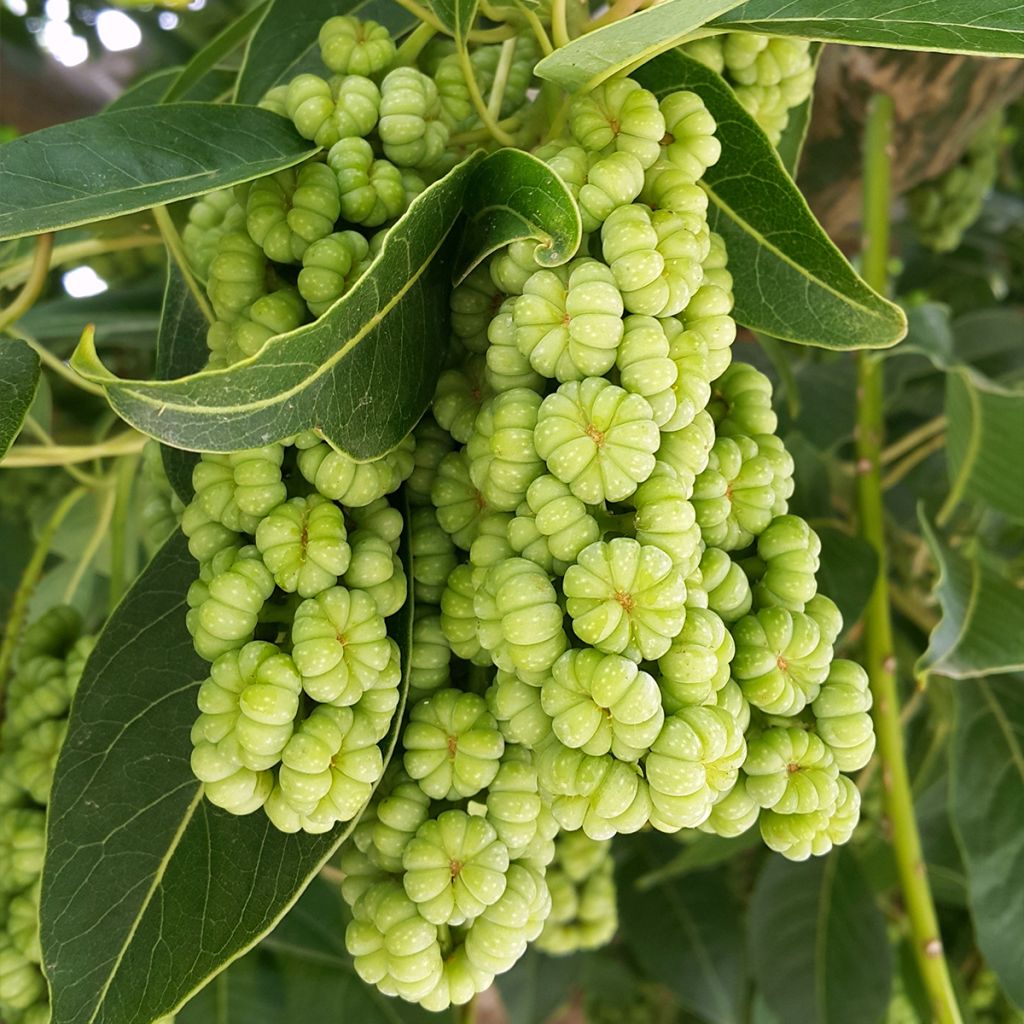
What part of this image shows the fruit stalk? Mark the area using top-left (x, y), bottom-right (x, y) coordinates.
top-left (857, 92), bottom-right (962, 1024)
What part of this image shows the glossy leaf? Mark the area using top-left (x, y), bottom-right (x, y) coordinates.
top-left (41, 523), bottom-right (416, 1024)
top-left (72, 155), bottom-right (481, 457)
top-left (161, 4), bottom-right (266, 103)
top-left (749, 849), bottom-right (891, 1024)
top-left (710, 1), bottom-right (1024, 58)
top-left (533, 0), bottom-right (744, 91)
top-left (0, 105), bottom-right (317, 241)
top-left (154, 262), bottom-right (209, 502)
top-left (951, 676), bottom-right (1024, 1007)
top-left (234, 0), bottom-right (414, 105)
top-left (429, 0), bottom-right (478, 37)
top-left (497, 949), bottom-right (581, 1024)
top-left (106, 68), bottom-right (242, 111)
top-left (635, 52), bottom-right (906, 350)
top-left (454, 148), bottom-right (582, 283)
top-left (774, 41), bottom-right (823, 176)
top-left (620, 837), bottom-right (745, 1024)
top-left (0, 339), bottom-right (41, 459)
top-left (917, 515), bottom-right (1024, 680)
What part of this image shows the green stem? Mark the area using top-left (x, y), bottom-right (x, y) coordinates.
top-left (21, 415), bottom-right (104, 487)
top-left (63, 482), bottom-right (117, 605)
top-left (12, 328), bottom-right (106, 396)
top-left (0, 233), bottom-right (54, 334)
top-left (152, 205), bottom-right (214, 324)
top-left (487, 36), bottom-right (519, 121)
top-left (395, 21), bottom-right (437, 66)
top-left (1, 430), bottom-right (146, 468)
top-left (857, 93), bottom-right (962, 1024)
top-left (0, 232), bottom-right (160, 292)
top-left (551, 0), bottom-right (571, 48)
top-left (108, 454), bottom-right (139, 613)
top-left (0, 486), bottom-right (87, 706)
top-left (456, 38), bottom-right (518, 146)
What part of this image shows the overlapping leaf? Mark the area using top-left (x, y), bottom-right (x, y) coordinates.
top-left (748, 850), bottom-right (891, 1024)
top-left (709, 1), bottom-right (1024, 58)
top-left (455, 148), bottom-right (582, 282)
top-left (951, 677), bottom-right (1024, 1007)
top-left (0, 105), bottom-right (317, 241)
top-left (0, 340), bottom-right (40, 458)
top-left (918, 515), bottom-right (1024, 680)
top-left (533, 0), bottom-right (744, 91)
top-left (71, 155), bottom-right (481, 457)
top-left (41, 520), bottom-right (417, 1024)
top-left (635, 51), bottom-right (906, 350)
top-left (775, 42), bottom-right (823, 176)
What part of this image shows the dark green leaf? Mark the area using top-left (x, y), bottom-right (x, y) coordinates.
top-left (709, 2), bottom-right (1024, 58)
top-left (72, 155), bottom-right (481, 457)
top-left (634, 52), bottom-right (906, 350)
top-left (234, 0), bottom-right (414, 105)
top-left (41, 524), bottom-right (416, 1024)
top-left (0, 339), bottom-right (40, 459)
top-left (109, 69), bottom-right (240, 113)
top-left (917, 515), bottom-right (1024, 680)
top-left (455, 149), bottom-right (582, 283)
top-left (774, 42), bottom-right (823, 176)
top-left (497, 949), bottom-right (581, 1024)
top-left (748, 849), bottom-right (891, 1024)
top-left (620, 837), bottom-right (745, 1024)
top-left (19, 285), bottom-right (164, 347)
top-left (815, 526), bottom-right (878, 636)
top-left (533, 0), bottom-right (745, 91)
top-left (0, 105), bottom-right (317, 241)
top-left (154, 262), bottom-right (209, 502)
top-left (951, 676), bottom-right (1024, 1006)
top-left (161, 5), bottom-right (264, 104)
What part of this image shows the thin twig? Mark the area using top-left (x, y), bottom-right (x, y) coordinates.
top-left (882, 432), bottom-right (947, 490)
top-left (0, 233), bottom-right (54, 333)
top-left (63, 482), bottom-right (117, 604)
top-left (21, 416), bottom-right (104, 487)
top-left (881, 415), bottom-right (947, 466)
top-left (10, 327), bottom-right (107, 396)
top-left (1, 431), bottom-right (147, 467)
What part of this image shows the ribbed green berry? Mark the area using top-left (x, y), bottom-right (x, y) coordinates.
top-left (9, 718), bottom-right (65, 804)
top-left (657, 90), bottom-right (721, 182)
top-left (646, 704), bottom-right (746, 831)
top-left (1, 809), bottom-right (45, 890)
top-left (286, 73), bottom-right (341, 148)
top-left (519, 473), bottom-right (600, 566)
top-left (190, 737), bottom-right (273, 814)
top-left (760, 773), bottom-right (860, 861)
top-left (319, 16), bottom-right (395, 76)
top-left (207, 231), bottom-right (267, 321)
top-left (3, 656), bottom-right (70, 737)
top-left (181, 503), bottom-right (239, 567)
top-left (328, 136), bottom-right (407, 227)
top-left (485, 297), bottom-right (545, 394)
top-left (743, 727), bottom-right (839, 813)
top-left (346, 881), bottom-right (444, 1002)
top-left (513, 260), bottom-right (624, 383)
top-left (805, 593), bottom-right (843, 645)
top-left (660, 316), bottom-right (712, 433)
top-left (486, 668), bottom-right (551, 748)
top-left (489, 238), bottom-right (543, 296)
top-left (657, 607), bottom-right (734, 710)
top-left (451, 265), bottom-right (504, 354)
top-left (378, 67), bottom-right (449, 169)
top-left (254, 496), bottom-right (350, 597)
top-left (290, 586), bottom-right (391, 705)
top-left (615, 314), bottom-right (678, 425)
top-left (246, 169), bottom-right (299, 263)
top-left (656, 409), bottom-right (716, 491)
top-left (186, 546), bottom-right (275, 662)
top-left (691, 546), bottom-right (752, 621)
top-left (402, 810), bottom-right (509, 925)
top-left (258, 84), bottom-right (289, 117)
top-left (182, 189), bottom-right (246, 280)
top-left (191, 445), bottom-right (286, 535)
top-left (367, 768), bottom-right (432, 872)
top-left (403, 689), bottom-right (504, 800)
top-left (699, 776), bottom-right (760, 837)
top-left (812, 659), bottom-right (875, 771)
top-left (469, 511), bottom-right (515, 571)
top-left (538, 742), bottom-right (651, 839)
top-left (431, 450), bottom-right (491, 550)
top-left (692, 435), bottom-right (778, 550)
top-left (474, 558), bottom-right (567, 674)
top-left (434, 52), bottom-right (473, 126)
top-left (564, 537), bottom-right (686, 661)
top-left (296, 431), bottom-right (412, 507)
top-left (569, 78), bottom-right (665, 169)
top-left (409, 507), bottom-right (457, 605)
top-left (467, 389), bottom-right (544, 512)
top-left (407, 609), bottom-right (451, 697)
top-left (232, 287), bottom-right (306, 358)
top-left (579, 151), bottom-right (646, 233)
top-left (679, 275), bottom-right (736, 381)
top-left (752, 514), bottom-right (820, 610)
top-left (439, 563), bottom-right (486, 663)
top-left (709, 361), bottom-right (778, 437)
top-left (407, 416), bottom-right (454, 507)
top-left (0, 937), bottom-right (46, 1010)
top-left (631, 472), bottom-right (702, 575)
top-left (433, 357), bottom-right (490, 445)
top-left (298, 230), bottom-right (371, 316)
top-left (536, 844), bottom-right (616, 954)
top-left (731, 607), bottom-right (833, 716)
top-left (485, 750), bottom-right (542, 856)
top-left (641, 164), bottom-right (709, 220)
top-left (536, 378), bottom-right (660, 505)
top-left (542, 648), bottom-right (664, 760)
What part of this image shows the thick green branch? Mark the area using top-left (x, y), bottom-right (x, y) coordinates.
top-left (857, 93), bottom-right (962, 1024)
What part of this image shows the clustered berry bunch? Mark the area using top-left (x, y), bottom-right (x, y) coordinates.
top-left (0, 608), bottom-right (95, 1024)
top-left (682, 33), bottom-right (815, 143)
top-left (908, 109), bottom-right (1006, 252)
top-left (180, 15), bottom-right (539, 369)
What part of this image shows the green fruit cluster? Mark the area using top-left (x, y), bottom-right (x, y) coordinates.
top-left (181, 17), bottom-right (541, 371)
top-left (682, 33), bottom-right (815, 145)
top-left (0, 607), bottom-right (95, 1024)
top-left (908, 110), bottom-right (1005, 253)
